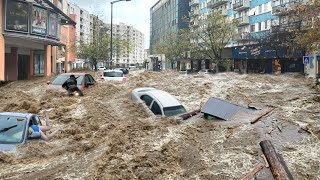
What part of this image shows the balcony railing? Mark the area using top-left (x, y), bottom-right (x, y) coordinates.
top-left (272, 0), bottom-right (302, 16)
top-left (189, 9), bottom-right (200, 17)
top-left (235, 16), bottom-right (249, 26)
top-left (190, 0), bottom-right (200, 7)
top-left (207, 0), bottom-right (228, 9)
top-left (233, 0), bottom-right (250, 11)
top-left (234, 32), bottom-right (250, 41)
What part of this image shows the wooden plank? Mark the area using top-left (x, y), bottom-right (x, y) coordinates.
top-left (179, 109), bottom-right (201, 120)
top-left (250, 108), bottom-right (276, 124)
top-left (260, 140), bottom-right (294, 180)
top-left (241, 154), bottom-right (269, 180)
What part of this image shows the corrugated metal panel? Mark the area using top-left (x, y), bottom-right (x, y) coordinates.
top-left (201, 97), bottom-right (256, 121)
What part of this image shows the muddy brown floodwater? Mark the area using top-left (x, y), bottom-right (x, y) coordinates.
top-left (0, 70), bottom-right (319, 179)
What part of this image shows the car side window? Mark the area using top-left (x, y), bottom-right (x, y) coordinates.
top-left (141, 95), bottom-right (153, 107)
top-left (151, 101), bottom-right (162, 115)
top-left (85, 75), bottom-right (91, 84)
top-left (88, 75), bottom-right (95, 82)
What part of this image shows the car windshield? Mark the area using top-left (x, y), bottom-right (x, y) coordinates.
top-left (0, 115), bottom-right (27, 144)
top-left (163, 105), bottom-right (187, 117)
top-left (104, 72), bottom-right (123, 77)
top-left (52, 75), bottom-right (83, 85)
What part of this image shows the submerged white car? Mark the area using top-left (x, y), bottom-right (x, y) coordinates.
top-left (131, 88), bottom-right (186, 117)
top-left (100, 70), bottom-right (127, 82)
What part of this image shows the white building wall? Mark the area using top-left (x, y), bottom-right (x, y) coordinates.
top-left (109, 23), bottom-right (145, 67)
top-left (68, 3), bottom-right (91, 44)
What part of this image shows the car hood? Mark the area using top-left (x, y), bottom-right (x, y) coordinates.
top-left (0, 144), bottom-right (16, 152)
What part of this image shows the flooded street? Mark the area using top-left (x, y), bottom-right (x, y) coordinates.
top-left (0, 71), bottom-right (319, 179)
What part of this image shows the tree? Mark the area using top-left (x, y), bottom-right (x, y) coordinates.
top-left (76, 34), bottom-right (110, 70)
top-left (191, 11), bottom-right (238, 62)
top-left (76, 33), bottom-right (130, 70)
top-left (154, 29), bottom-right (190, 69)
top-left (290, 0), bottom-right (320, 52)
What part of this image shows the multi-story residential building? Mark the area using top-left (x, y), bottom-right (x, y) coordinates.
top-left (0, 0), bottom-right (76, 81)
top-left (230, 0), bottom-right (304, 74)
top-left (68, 3), bottom-right (91, 43)
top-left (106, 23), bottom-right (145, 68)
top-left (150, 0), bottom-right (190, 55)
top-left (188, 0), bottom-right (304, 74)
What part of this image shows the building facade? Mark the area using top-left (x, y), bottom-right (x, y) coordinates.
top-left (188, 0), bottom-right (304, 74)
top-left (106, 23), bottom-right (145, 68)
top-left (150, 0), bottom-right (190, 55)
top-left (0, 0), bottom-right (75, 81)
top-left (68, 3), bottom-right (91, 43)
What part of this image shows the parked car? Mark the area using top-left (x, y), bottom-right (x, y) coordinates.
top-left (131, 88), bottom-right (187, 117)
top-left (198, 69), bottom-right (214, 74)
top-left (97, 66), bottom-right (107, 71)
top-left (100, 70), bottom-right (127, 82)
top-left (0, 112), bottom-right (42, 151)
top-left (47, 73), bottom-right (96, 93)
top-left (115, 68), bottom-right (129, 74)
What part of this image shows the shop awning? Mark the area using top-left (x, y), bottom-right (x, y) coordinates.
top-left (3, 32), bottom-right (65, 47)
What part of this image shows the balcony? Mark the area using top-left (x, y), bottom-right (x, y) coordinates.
top-left (234, 32), bottom-right (250, 41)
top-left (233, 0), bottom-right (250, 11)
top-left (235, 16), bottom-right (249, 26)
top-left (189, 9), bottom-right (200, 17)
top-left (272, 0), bottom-right (302, 16)
top-left (207, 0), bottom-right (228, 9)
top-left (190, 0), bottom-right (199, 7)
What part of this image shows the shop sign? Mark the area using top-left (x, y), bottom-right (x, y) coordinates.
top-left (31, 6), bottom-right (48, 35)
top-left (48, 11), bottom-right (58, 37)
top-left (5, 0), bottom-right (29, 32)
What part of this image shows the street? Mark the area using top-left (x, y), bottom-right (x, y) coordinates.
top-left (0, 71), bottom-right (319, 179)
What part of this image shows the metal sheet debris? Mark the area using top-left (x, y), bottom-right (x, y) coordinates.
top-left (201, 97), bottom-right (256, 121)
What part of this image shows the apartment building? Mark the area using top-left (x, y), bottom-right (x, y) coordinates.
top-left (68, 3), bottom-right (91, 43)
top-left (188, 0), bottom-right (303, 74)
top-left (105, 23), bottom-right (145, 68)
top-left (150, 0), bottom-right (190, 55)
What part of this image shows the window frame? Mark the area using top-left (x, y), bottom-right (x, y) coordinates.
top-left (150, 100), bottom-right (163, 115)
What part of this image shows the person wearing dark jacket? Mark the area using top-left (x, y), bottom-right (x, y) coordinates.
top-left (62, 75), bottom-right (83, 96)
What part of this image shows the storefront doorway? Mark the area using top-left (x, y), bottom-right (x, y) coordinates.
top-left (18, 55), bottom-right (30, 80)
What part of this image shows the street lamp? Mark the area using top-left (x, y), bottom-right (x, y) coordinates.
top-left (110, 0), bottom-right (131, 69)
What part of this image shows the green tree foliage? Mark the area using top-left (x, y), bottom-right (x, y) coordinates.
top-left (76, 34), bottom-right (130, 70)
top-left (190, 11), bottom-right (237, 61)
top-left (290, 0), bottom-right (320, 52)
top-left (154, 29), bottom-right (190, 68)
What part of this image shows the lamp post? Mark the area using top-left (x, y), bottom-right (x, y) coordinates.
top-left (110, 0), bottom-right (131, 69)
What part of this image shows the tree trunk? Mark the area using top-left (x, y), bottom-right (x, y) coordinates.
top-left (260, 140), bottom-right (294, 180)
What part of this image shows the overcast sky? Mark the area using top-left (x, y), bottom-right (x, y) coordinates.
top-left (68, 0), bottom-right (159, 49)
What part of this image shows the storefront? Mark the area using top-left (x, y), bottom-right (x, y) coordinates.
top-left (0, 0), bottom-right (76, 81)
top-left (232, 45), bottom-right (304, 74)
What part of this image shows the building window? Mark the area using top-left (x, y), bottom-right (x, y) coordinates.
top-left (258, 22), bottom-right (262, 31)
top-left (34, 51), bottom-right (45, 75)
top-left (250, 25), bottom-right (255, 32)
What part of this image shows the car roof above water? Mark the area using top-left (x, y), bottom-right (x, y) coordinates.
top-left (0, 112), bottom-right (33, 118)
top-left (147, 90), bottom-right (182, 108)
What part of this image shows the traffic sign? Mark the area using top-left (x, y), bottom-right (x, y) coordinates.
top-left (303, 56), bottom-right (310, 64)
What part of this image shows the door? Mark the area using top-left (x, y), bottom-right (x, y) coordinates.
top-left (18, 55), bottom-right (30, 80)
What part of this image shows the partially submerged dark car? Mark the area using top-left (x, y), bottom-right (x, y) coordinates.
top-left (47, 73), bottom-right (96, 94)
top-left (0, 112), bottom-right (42, 151)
